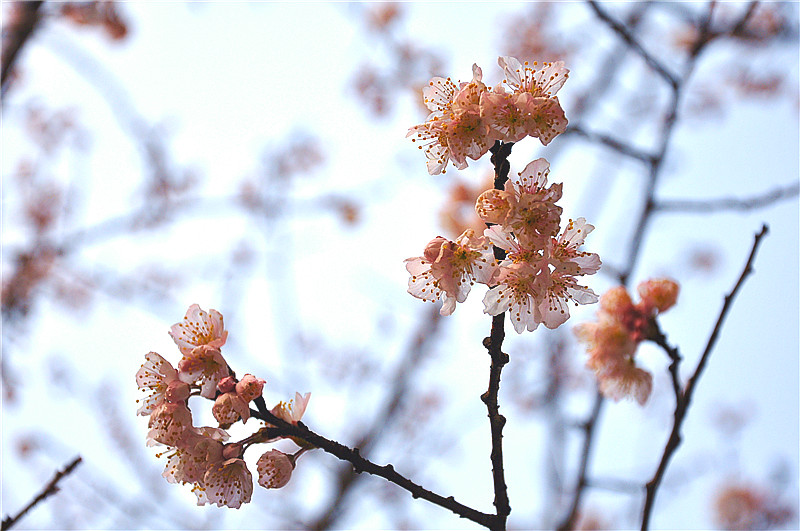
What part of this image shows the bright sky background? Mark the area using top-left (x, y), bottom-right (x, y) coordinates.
top-left (2, 2), bottom-right (798, 529)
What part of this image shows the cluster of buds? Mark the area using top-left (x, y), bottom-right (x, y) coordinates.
top-left (405, 158), bottom-right (601, 333)
top-left (136, 304), bottom-right (311, 508)
top-left (408, 56), bottom-right (568, 175)
top-left (574, 279), bottom-right (680, 405)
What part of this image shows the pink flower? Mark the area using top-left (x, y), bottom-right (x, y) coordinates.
top-left (405, 229), bottom-right (497, 315)
top-left (575, 278), bottom-right (681, 405)
top-left (202, 458), bottom-right (253, 509)
top-left (178, 345), bottom-right (230, 399)
top-left (477, 158), bottom-right (564, 247)
top-left (496, 56), bottom-right (569, 144)
top-left (169, 304), bottom-right (228, 356)
top-left (637, 278), bottom-right (679, 314)
top-left (482, 218), bottom-right (599, 332)
top-left (498, 56), bottom-right (569, 98)
top-left (161, 428), bottom-right (227, 487)
top-left (212, 392), bottom-right (250, 426)
top-left (483, 262), bottom-right (546, 333)
top-left (147, 402), bottom-right (194, 447)
top-left (135, 351), bottom-right (190, 416)
top-left (408, 64), bottom-right (491, 175)
top-left (257, 450), bottom-right (294, 489)
top-left (235, 374), bottom-right (266, 402)
top-left (596, 360), bottom-right (653, 406)
top-left (271, 392), bottom-right (311, 425)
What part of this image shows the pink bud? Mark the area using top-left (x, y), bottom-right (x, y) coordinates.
top-left (217, 376), bottom-right (236, 394)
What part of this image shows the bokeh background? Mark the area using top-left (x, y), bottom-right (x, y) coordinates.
top-left (2, 2), bottom-right (798, 529)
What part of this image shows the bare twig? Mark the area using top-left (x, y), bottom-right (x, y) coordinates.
top-left (1, 455), bottom-right (83, 531)
top-left (640, 224), bottom-right (769, 530)
top-left (565, 124), bottom-right (655, 164)
top-left (654, 183), bottom-right (800, 213)
top-left (249, 405), bottom-right (501, 529)
top-left (1, 1), bottom-right (44, 101)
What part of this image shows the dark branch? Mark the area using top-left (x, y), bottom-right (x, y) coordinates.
top-left (2, 455), bottom-right (82, 531)
top-left (586, 0), bottom-right (679, 90)
top-left (565, 124), bottom-right (655, 164)
top-left (251, 410), bottom-right (500, 529)
top-left (640, 224), bottom-right (769, 530)
top-left (1, 1), bottom-right (44, 101)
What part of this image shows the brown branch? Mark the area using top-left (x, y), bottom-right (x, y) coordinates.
top-left (1, 455), bottom-right (82, 531)
top-left (654, 182), bottom-right (800, 213)
top-left (640, 224), bottom-right (769, 530)
top-left (1, 1), bottom-right (44, 101)
top-left (251, 408), bottom-right (501, 529)
top-left (480, 141), bottom-right (515, 530)
top-left (307, 305), bottom-right (443, 530)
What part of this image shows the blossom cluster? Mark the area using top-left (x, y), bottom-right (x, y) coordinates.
top-left (574, 279), bottom-right (680, 405)
top-left (408, 56), bottom-right (568, 175)
top-left (136, 304), bottom-right (311, 508)
top-left (405, 158), bottom-right (601, 333)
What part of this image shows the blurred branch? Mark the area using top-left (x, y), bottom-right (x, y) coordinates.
top-left (1, 1), bottom-right (44, 102)
top-left (1, 455), bottom-right (82, 531)
top-left (565, 124), bottom-right (655, 164)
top-left (556, 389), bottom-right (604, 531)
top-left (640, 224), bottom-right (770, 530)
top-left (308, 305), bottom-right (443, 530)
top-left (654, 182), bottom-right (800, 213)
top-left (586, 0), bottom-right (679, 90)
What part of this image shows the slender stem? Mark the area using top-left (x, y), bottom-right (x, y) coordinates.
top-left (1, 456), bottom-right (83, 531)
top-left (640, 225), bottom-right (769, 530)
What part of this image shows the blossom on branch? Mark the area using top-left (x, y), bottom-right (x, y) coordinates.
top-left (408, 57), bottom-right (569, 174)
top-left (170, 303), bottom-right (228, 356)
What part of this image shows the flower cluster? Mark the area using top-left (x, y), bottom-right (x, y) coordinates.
top-left (406, 158), bottom-right (600, 333)
top-left (136, 304), bottom-right (311, 508)
top-left (408, 56), bottom-right (568, 175)
top-left (574, 279), bottom-right (680, 405)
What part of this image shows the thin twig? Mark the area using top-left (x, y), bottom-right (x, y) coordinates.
top-left (1, 456), bottom-right (83, 531)
top-left (654, 183), bottom-right (800, 213)
top-left (1, 1), bottom-right (44, 101)
top-left (249, 407), bottom-right (501, 529)
top-left (565, 124), bottom-right (655, 164)
top-left (640, 224), bottom-right (769, 530)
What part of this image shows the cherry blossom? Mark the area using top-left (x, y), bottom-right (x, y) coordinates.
top-left (169, 304), bottom-right (228, 356)
top-left (271, 392), bottom-right (311, 425)
top-left (147, 401), bottom-right (194, 447)
top-left (257, 450), bottom-right (294, 489)
top-left (178, 345), bottom-right (230, 399)
top-left (202, 458), bottom-right (253, 509)
top-left (405, 229), bottom-right (497, 315)
top-left (135, 351), bottom-right (190, 416)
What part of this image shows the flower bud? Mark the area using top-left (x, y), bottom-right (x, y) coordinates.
top-left (257, 450), bottom-right (294, 489)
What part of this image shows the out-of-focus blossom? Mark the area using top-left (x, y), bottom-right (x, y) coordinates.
top-left (575, 278), bottom-right (680, 405)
